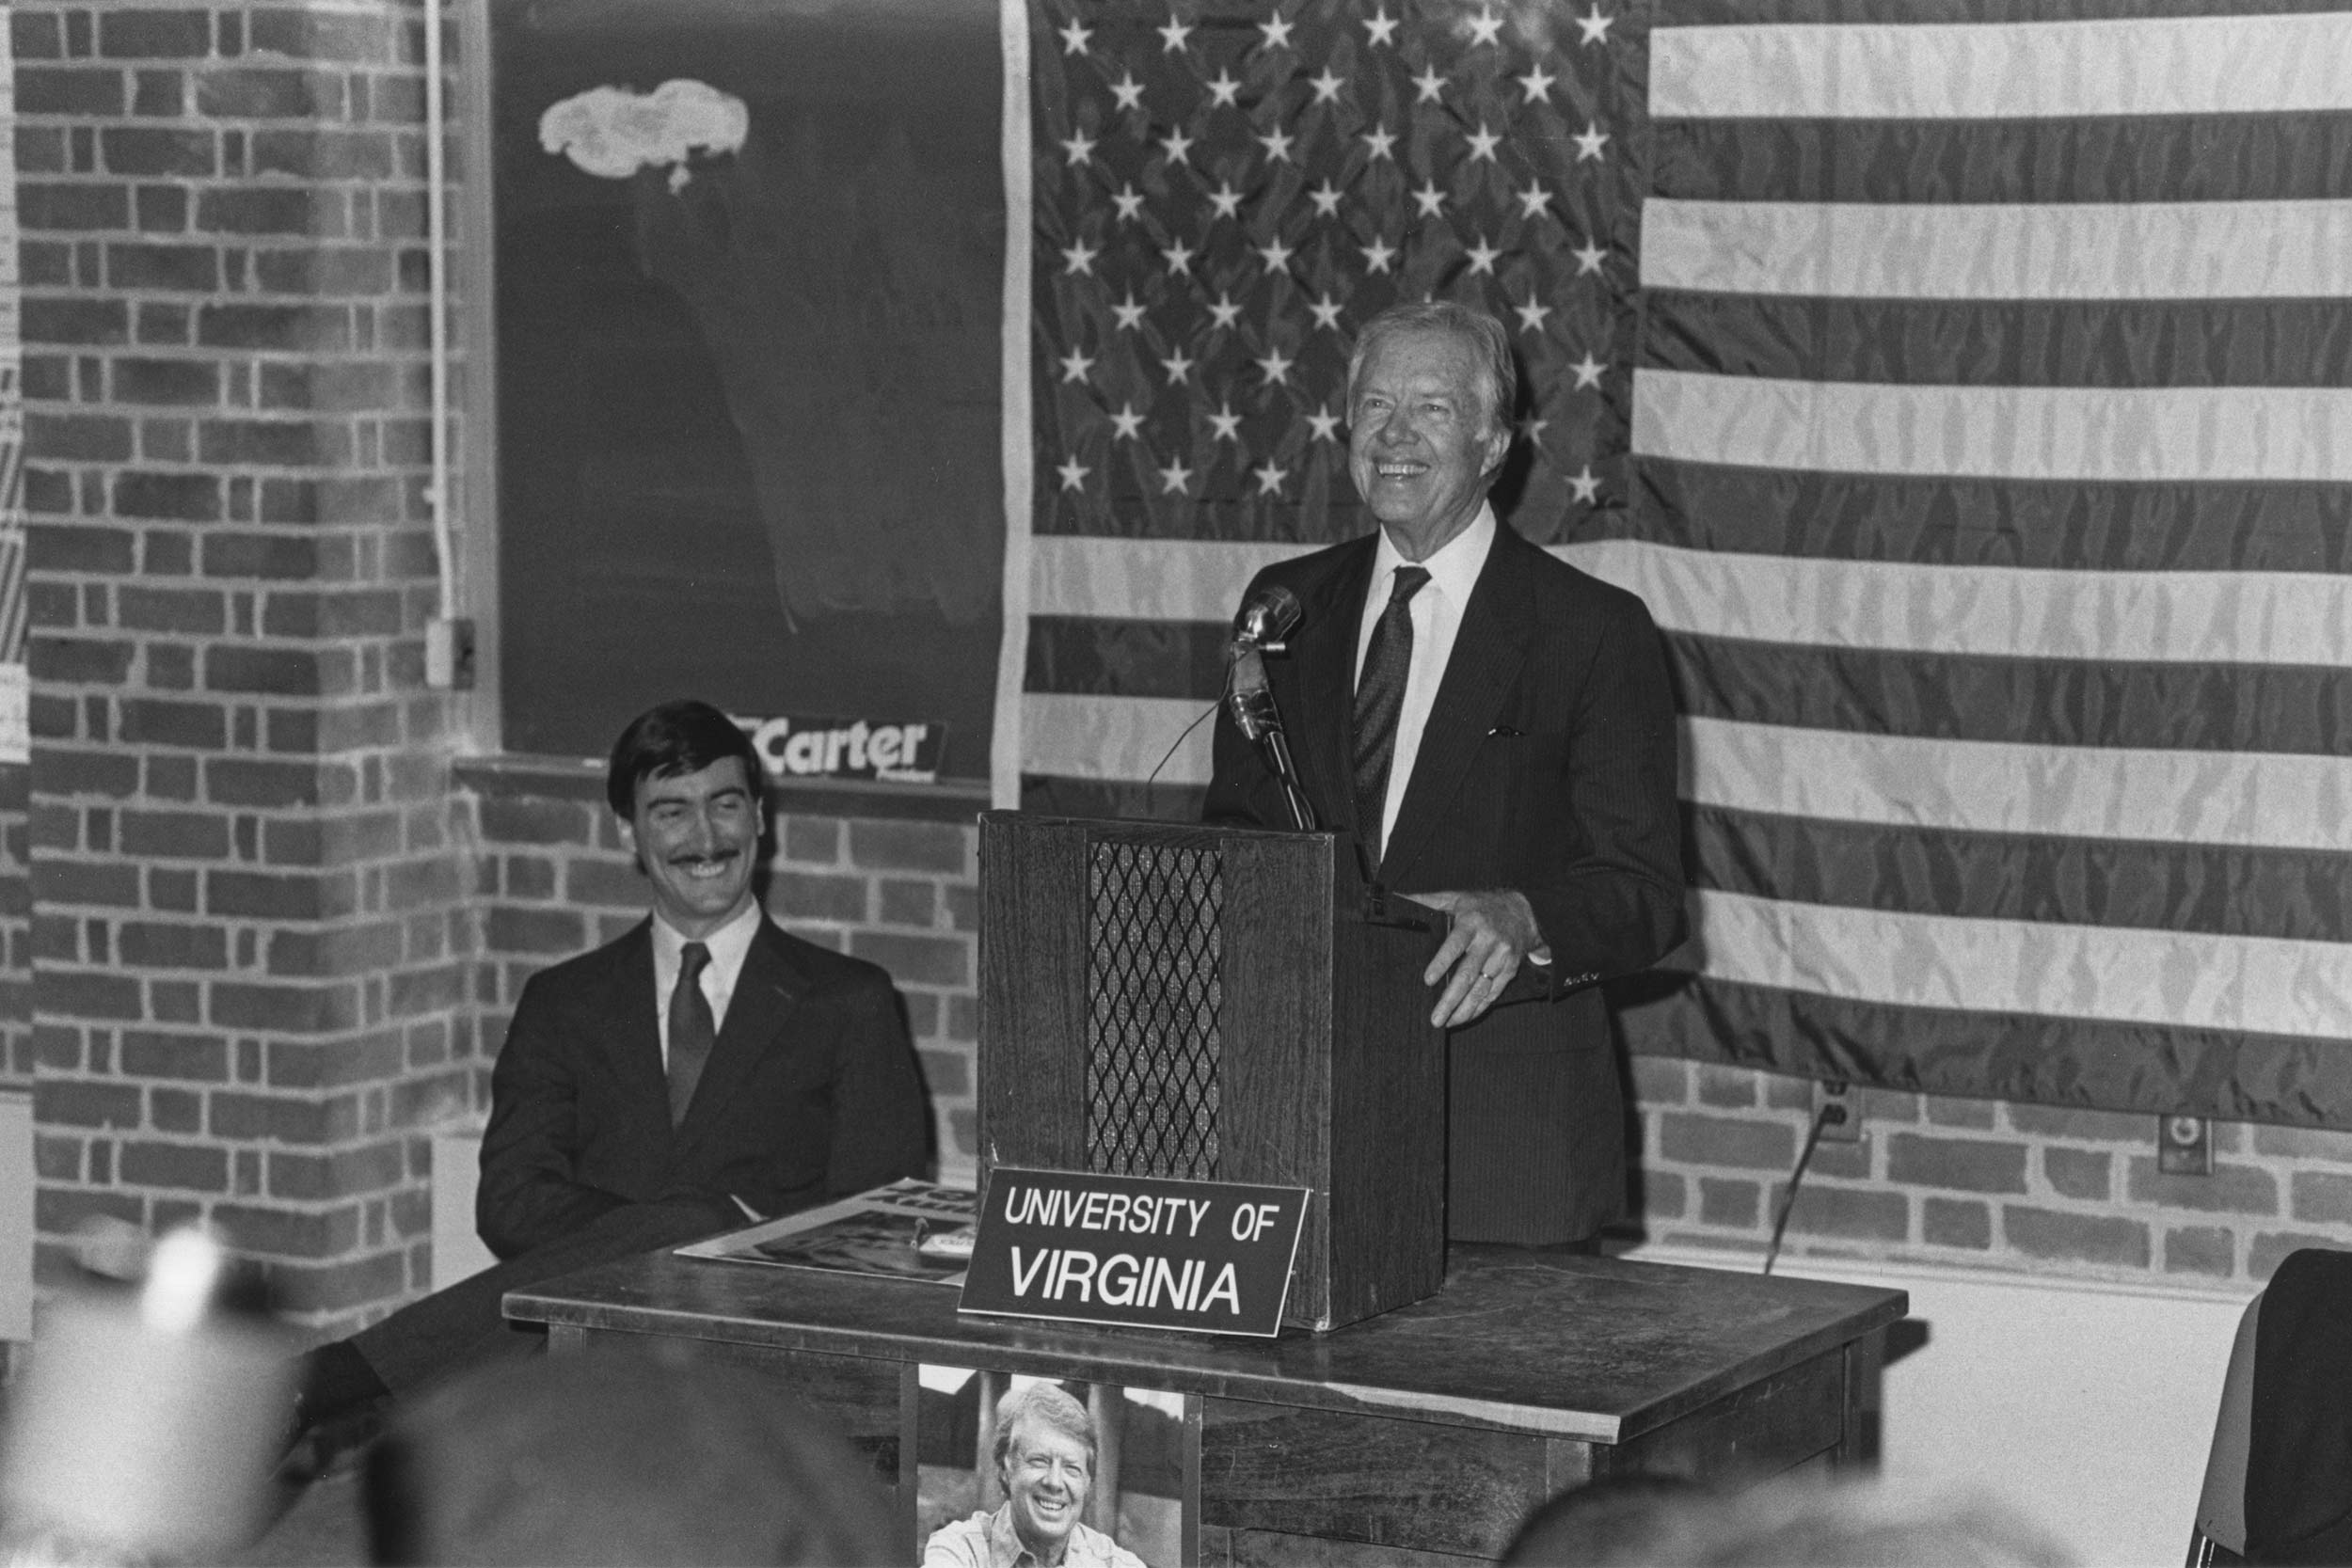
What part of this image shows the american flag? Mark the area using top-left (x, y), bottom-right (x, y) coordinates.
top-left (1010, 0), bottom-right (1645, 816)
top-left (1005, 0), bottom-right (2352, 1121)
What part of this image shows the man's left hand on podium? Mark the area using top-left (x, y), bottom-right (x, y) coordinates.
top-left (1419, 889), bottom-right (1549, 1028)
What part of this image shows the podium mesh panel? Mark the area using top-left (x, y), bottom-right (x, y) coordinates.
top-left (1085, 840), bottom-right (1222, 1179)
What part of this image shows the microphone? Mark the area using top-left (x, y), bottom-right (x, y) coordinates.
top-left (1224, 585), bottom-right (1315, 831)
top-left (1227, 642), bottom-right (1279, 742)
top-left (1232, 585), bottom-right (1302, 653)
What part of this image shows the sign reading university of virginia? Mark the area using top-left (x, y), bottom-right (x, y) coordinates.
top-left (959, 1167), bottom-right (1310, 1338)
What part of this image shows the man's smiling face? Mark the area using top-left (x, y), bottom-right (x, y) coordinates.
top-left (1000, 1417), bottom-right (1091, 1562)
top-left (618, 756), bottom-right (764, 939)
top-left (1346, 325), bottom-right (1511, 561)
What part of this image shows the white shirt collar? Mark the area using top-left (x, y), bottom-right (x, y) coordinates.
top-left (1369, 499), bottom-right (1495, 607)
top-left (648, 898), bottom-right (762, 1060)
top-left (651, 896), bottom-right (761, 976)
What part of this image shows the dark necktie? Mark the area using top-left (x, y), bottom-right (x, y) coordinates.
top-left (1352, 565), bottom-right (1432, 868)
top-left (667, 942), bottom-right (715, 1127)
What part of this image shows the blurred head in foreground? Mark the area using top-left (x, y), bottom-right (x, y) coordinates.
top-left (363, 1353), bottom-right (895, 1566)
top-left (1502, 1473), bottom-right (2074, 1567)
top-left (1501, 1473), bottom-right (1715, 1566)
top-left (0, 1227), bottom-right (294, 1564)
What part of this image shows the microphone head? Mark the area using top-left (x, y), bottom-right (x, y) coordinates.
top-left (1234, 584), bottom-right (1303, 645)
top-left (1226, 645), bottom-right (1279, 740)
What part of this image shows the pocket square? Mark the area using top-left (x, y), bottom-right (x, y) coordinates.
top-left (1486, 725), bottom-right (1526, 737)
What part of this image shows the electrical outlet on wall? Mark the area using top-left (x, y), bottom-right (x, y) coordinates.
top-left (1812, 1080), bottom-right (1862, 1144)
top-left (2158, 1114), bottom-right (2212, 1175)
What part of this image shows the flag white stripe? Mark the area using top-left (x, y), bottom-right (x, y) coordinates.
top-left (1642, 198), bottom-right (2352, 302)
top-left (1683, 716), bottom-right (2352, 853)
top-left (1685, 889), bottom-right (2352, 1041)
top-left (1024, 691), bottom-right (2352, 852)
top-left (1650, 12), bottom-right (2352, 121)
top-left (1631, 367), bottom-right (2352, 483)
top-left (1581, 541), bottom-right (2352, 668)
top-left (1029, 535), bottom-right (1305, 626)
top-left (1031, 534), bottom-right (2352, 668)
top-left (1021, 692), bottom-right (1216, 785)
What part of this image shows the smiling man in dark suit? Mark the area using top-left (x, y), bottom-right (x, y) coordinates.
top-left (1203, 302), bottom-right (1685, 1248)
top-left (286, 699), bottom-right (929, 1466)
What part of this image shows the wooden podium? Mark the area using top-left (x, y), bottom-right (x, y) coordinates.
top-left (977, 813), bottom-right (1447, 1330)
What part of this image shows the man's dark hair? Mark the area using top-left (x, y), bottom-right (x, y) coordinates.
top-left (605, 699), bottom-right (765, 818)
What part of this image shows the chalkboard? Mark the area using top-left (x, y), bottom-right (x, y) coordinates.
top-left (491, 0), bottom-right (1004, 777)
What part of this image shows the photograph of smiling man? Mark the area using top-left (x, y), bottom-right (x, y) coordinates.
top-left (1203, 302), bottom-right (1686, 1249)
top-left (924, 1383), bottom-right (1146, 1568)
top-left (280, 699), bottom-right (929, 1473)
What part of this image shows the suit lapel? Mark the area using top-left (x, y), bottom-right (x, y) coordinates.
top-left (1379, 526), bottom-right (1534, 884)
top-left (673, 918), bottom-right (807, 1153)
top-left (602, 921), bottom-right (675, 1154)
top-left (1285, 538), bottom-right (1378, 838)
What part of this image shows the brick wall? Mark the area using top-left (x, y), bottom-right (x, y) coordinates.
top-left (0, 768), bottom-right (30, 1085)
top-left (466, 766), bottom-right (984, 1179)
top-left (13, 0), bottom-right (477, 1332)
top-left (1, 12), bottom-right (34, 1090)
top-left (1633, 1059), bottom-right (2352, 1287)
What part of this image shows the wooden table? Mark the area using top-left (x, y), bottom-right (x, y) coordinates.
top-left (507, 1245), bottom-right (1905, 1565)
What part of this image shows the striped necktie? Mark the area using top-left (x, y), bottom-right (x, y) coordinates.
top-left (666, 942), bottom-right (714, 1127)
top-left (1351, 564), bottom-right (1432, 869)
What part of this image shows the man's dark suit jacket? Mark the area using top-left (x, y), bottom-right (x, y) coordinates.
top-left (1203, 520), bottom-right (1685, 1243)
top-left (478, 913), bottom-right (929, 1259)
top-left (354, 913), bottom-right (928, 1394)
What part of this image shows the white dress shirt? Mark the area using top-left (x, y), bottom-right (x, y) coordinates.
top-left (649, 898), bottom-right (760, 1066)
top-left (1351, 501), bottom-right (1497, 855)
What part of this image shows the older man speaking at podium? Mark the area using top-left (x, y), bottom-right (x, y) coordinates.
top-left (1204, 302), bottom-right (1685, 1248)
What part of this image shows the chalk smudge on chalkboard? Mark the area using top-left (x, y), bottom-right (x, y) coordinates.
top-left (538, 80), bottom-right (749, 194)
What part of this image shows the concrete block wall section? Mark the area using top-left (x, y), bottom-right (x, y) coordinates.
top-left (13, 0), bottom-right (478, 1333)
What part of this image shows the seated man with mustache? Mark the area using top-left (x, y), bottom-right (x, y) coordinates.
top-left (285, 698), bottom-right (930, 1472)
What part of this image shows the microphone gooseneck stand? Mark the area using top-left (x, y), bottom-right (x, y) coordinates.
top-left (1226, 641), bottom-right (1317, 832)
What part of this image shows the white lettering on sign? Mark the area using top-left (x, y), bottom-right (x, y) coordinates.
top-left (740, 716), bottom-right (938, 783)
top-left (1200, 1262), bottom-right (1242, 1315)
top-left (1004, 1247), bottom-right (1243, 1313)
top-left (1011, 1245), bottom-right (1052, 1296)
top-left (998, 1183), bottom-right (1217, 1237)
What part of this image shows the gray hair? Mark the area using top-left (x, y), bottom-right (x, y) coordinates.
top-left (991, 1383), bottom-right (1095, 1475)
top-left (1344, 300), bottom-right (1518, 437)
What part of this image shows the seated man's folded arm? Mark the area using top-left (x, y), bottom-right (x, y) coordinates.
top-left (823, 974), bottom-right (931, 1198)
top-left (476, 976), bottom-right (633, 1260)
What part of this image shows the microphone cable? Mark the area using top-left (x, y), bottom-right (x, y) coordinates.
top-left (1141, 695), bottom-right (1222, 820)
top-left (1762, 1093), bottom-right (1848, 1276)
